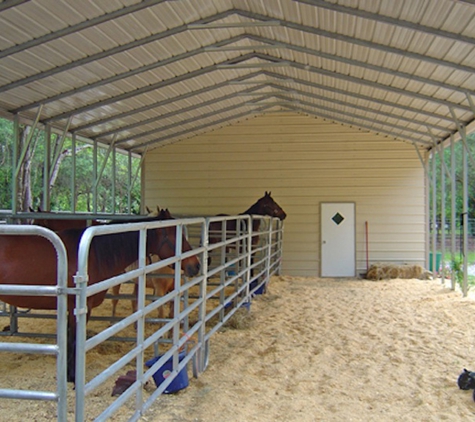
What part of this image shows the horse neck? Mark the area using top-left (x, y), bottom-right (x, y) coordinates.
top-left (242, 201), bottom-right (263, 216)
top-left (91, 231), bottom-right (142, 275)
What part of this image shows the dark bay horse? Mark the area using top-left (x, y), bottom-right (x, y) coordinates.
top-left (0, 215), bottom-right (200, 383)
top-left (29, 206), bottom-right (101, 231)
top-left (208, 191), bottom-right (287, 245)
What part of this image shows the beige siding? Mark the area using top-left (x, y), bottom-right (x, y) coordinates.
top-left (144, 112), bottom-right (425, 277)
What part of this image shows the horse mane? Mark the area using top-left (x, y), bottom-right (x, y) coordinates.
top-left (62, 216), bottom-right (163, 272)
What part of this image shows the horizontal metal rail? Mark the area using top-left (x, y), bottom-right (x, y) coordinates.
top-left (0, 225), bottom-right (68, 420)
top-left (0, 215), bottom-right (284, 421)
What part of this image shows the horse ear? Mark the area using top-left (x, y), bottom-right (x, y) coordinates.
top-left (29, 206), bottom-right (34, 212)
top-left (37, 206), bottom-right (42, 212)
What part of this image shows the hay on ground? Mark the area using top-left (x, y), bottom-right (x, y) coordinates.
top-left (365, 263), bottom-right (432, 280)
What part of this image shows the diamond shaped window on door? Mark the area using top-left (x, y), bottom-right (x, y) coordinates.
top-left (332, 212), bottom-right (344, 225)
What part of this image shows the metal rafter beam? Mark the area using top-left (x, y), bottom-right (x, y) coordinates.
top-left (3, 6), bottom-right (474, 98)
top-left (286, 104), bottom-right (432, 146)
top-left (15, 30), bottom-right (474, 118)
top-left (74, 76), bottom-right (251, 133)
top-left (234, 9), bottom-right (475, 74)
top-left (38, 50), bottom-right (471, 130)
top-left (41, 62), bottom-right (215, 123)
top-left (40, 53), bottom-right (280, 123)
top-left (130, 105), bottom-right (275, 151)
top-left (240, 35), bottom-right (474, 97)
top-left (13, 34), bottom-right (255, 113)
top-left (293, 0), bottom-right (475, 46)
top-left (0, 0), bottom-right (29, 13)
top-left (262, 83), bottom-right (448, 132)
top-left (251, 93), bottom-right (434, 140)
top-left (93, 83), bottom-right (268, 141)
top-left (116, 97), bottom-right (260, 145)
top-left (0, 9), bottom-right (238, 94)
top-left (0, 0), bottom-right (171, 60)
top-left (231, 53), bottom-right (472, 112)
top-left (258, 71), bottom-right (455, 123)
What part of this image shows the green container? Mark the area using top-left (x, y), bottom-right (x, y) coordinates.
top-left (429, 252), bottom-right (441, 272)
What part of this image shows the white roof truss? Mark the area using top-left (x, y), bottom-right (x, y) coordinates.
top-left (0, 0), bottom-right (475, 152)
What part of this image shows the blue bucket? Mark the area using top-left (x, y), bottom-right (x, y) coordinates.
top-left (224, 300), bottom-right (251, 310)
top-left (250, 279), bottom-right (266, 295)
top-left (145, 351), bottom-right (189, 393)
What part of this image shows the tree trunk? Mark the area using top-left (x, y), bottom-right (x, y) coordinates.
top-left (17, 126), bottom-right (38, 212)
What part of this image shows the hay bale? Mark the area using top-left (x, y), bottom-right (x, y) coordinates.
top-left (365, 263), bottom-right (429, 281)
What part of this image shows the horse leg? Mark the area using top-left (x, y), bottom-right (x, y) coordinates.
top-left (132, 282), bottom-right (138, 314)
top-left (111, 284), bottom-right (120, 318)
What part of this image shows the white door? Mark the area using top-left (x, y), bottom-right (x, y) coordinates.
top-left (321, 203), bottom-right (355, 277)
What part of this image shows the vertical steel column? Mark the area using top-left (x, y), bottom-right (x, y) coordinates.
top-left (414, 144), bottom-right (430, 269)
top-left (94, 140), bottom-right (115, 213)
top-left (112, 144), bottom-right (116, 214)
top-left (436, 142), bottom-right (449, 284)
top-left (71, 133), bottom-right (77, 212)
top-left (92, 140), bottom-right (98, 213)
top-left (440, 151), bottom-right (446, 283)
top-left (461, 129), bottom-right (469, 296)
top-left (132, 149), bottom-right (147, 214)
top-left (128, 151), bottom-right (132, 213)
top-left (42, 125), bottom-right (51, 211)
top-left (450, 135), bottom-right (457, 290)
top-left (11, 114), bottom-right (19, 214)
top-left (431, 150), bottom-right (437, 275)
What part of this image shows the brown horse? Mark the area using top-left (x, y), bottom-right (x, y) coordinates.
top-left (0, 215), bottom-right (200, 383)
top-left (208, 191), bottom-right (287, 246)
top-left (111, 254), bottom-right (176, 320)
top-left (111, 208), bottom-right (178, 321)
top-left (27, 206), bottom-right (101, 231)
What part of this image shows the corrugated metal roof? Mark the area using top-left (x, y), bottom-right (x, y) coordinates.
top-left (1, 0), bottom-right (475, 153)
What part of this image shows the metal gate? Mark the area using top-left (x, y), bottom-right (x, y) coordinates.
top-left (0, 215), bottom-right (284, 421)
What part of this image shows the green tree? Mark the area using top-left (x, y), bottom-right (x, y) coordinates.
top-left (0, 117), bottom-right (141, 213)
top-left (430, 133), bottom-right (475, 224)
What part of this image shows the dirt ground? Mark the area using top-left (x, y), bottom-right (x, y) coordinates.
top-left (2, 275), bottom-right (475, 421)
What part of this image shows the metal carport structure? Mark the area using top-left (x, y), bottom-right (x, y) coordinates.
top-left (2, 0), bottom-right (475, 287)
top-left (0, 0), bottom-right (474, 278)
top-left (1, 0), bottom-right (475, 420)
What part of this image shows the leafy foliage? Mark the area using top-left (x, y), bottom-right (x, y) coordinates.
top-left (429, 132), bottom-right (475, 224)
top-left (0, 118), bottom-right (141, 213)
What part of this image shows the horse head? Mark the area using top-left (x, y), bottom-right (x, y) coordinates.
top-left (247, 191), bottom-right (287, 220)
top-left (146, 205), bottom-right (160, 217)
top-left (148, 208), bottom-right (200, 277)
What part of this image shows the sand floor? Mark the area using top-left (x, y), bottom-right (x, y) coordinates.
top-left (2, 275), bottom-right (475, 421)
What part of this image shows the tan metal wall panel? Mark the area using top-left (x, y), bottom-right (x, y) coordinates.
top-left (144, 112), bottom-right (425, 276)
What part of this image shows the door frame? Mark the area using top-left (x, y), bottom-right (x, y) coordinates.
top-left (320, 202), bottom-right (356, 277)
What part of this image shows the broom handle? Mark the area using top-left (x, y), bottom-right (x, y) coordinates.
top-left (365, 221), bottom-right (369, 271)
